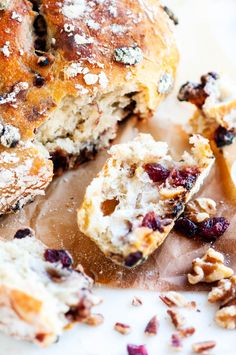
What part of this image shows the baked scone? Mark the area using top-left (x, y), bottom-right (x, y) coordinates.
top-left (0, 231), bottom-right (99, 346)
top-left (0, 0), bottom-right (178, 213)
top-left (77, 133), bottom-right (214, 267)
top-left (178, 73), bottom-right (236, 191)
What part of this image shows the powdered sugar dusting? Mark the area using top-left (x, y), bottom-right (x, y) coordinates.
top-left (62, 0), bottom-right (87, 19)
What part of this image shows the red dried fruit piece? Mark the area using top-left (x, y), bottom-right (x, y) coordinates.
top-left (214, 126), bottom-right (235, 148)
top-left (170, 167), bottom-right (199, 190)
top-left (144, 316), bottom-right (159, 336)
top-left (44, 249), bottom-right (73, 268)
top-left (141, 211), bottom-right (162, 231)
top-left (127, 344), bottom-right (148, 355)
top-left (198, 217), bottom-right (230, 241)
top-left (171, 333), bottom-right (183, 350)
top-left (178, 72), bottom-right (219, 108)
top-left (144, 163), bottom-right (170, 182)
top-left (66, 297), bottom-right (93, 322)
top-left (175, 217), bottom-right (198, 237)
top-left (141, 212), bottom-right (172, 232)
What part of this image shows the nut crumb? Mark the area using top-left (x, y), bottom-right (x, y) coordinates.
top-left (167, 309), bottom-right (186, 330)
top-left (114, 322), bottom-right (131, 335)
top-left (192, 341), bottom-right (216, 354)
top-left (188, 248), bottom-right (234, 284)
top-left (132, 296), bottom-right (143, 307)
top-left (144, 315), bottom-right (159, 336)
top-left (178, 327), bottom-right (195, 338)
top-left (84, 313), bottom-right (104, 326)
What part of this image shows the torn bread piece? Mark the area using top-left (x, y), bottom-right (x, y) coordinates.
top-left (178, 72), bottom-right (236, 192)
top-left (0, 143), bottom-right (53, 215)
top-left (77, 133), bottom-right (214, 267)
top-left (0, 233), bottom-right (99, 347)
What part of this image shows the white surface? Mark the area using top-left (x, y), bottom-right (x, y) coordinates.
top-left (1, 0), bottom-right (236, 354)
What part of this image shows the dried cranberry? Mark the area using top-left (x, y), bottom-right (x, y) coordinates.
top-left (178, 72), bottom-right (219, 108)
top-left (142, 211), bottom-right (163, 232)
top-left (197, 217), bottom-right (230, 241)
top-left (44, 249), bottom-right (73, 268)
top-left (177, 82), bottom-right (208, 108)
top-left (124, 252), bottom-right (143, 268)
top-left (127, 344), bottom-right (148, 355)
top-left (170, 167), bottom-right (199, 190)
top-left (214, 126), bottom-right (235, 148)
top-left (144, 163), bottom-right (170, 183)
top-left (66, 297), bottom-right (92, 322)
top-left (144, 316), bottom-right (159, 335)
top-left (175, 217), bottom-right (198, 237)
top-left (14, 228), bottom-right (33, 239)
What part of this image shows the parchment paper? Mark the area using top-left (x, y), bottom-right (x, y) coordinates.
top-left (0, 113), bottom-right (235, 291)
top-left (0, 0), bottom-right (236, 291)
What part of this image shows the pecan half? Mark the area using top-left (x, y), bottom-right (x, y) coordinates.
top-left (188, 248), bottom-right (233, 284)
top-left (167, 309), bottom-right (186, 330)
top-left (192, 340), bottom-right (216, 354)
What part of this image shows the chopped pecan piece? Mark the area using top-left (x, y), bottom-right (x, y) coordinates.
top-left (114, 322), bottom-right (131, 335)
top-left (192, 340), bottom-right (216, 354)
top-left (186, 198), bottom-right (216, 223)
top-left (159, 291), bottom-right (196, 308)
top-left (208, 276), bottom-right (236, 306)
top-left (215, 305), bottom-right (236, 329)
top-left (84, 313), bottom-right (104, 326)
top-left (144, 316), bottom-right (159, 336)
top-left (167, 309), bottom-right (186, 330)
top-left (188, 248), bottom-right (234, 284)
top-left (178, 327), bottom-right (195, 338)
top-left (132, 296), bottom-right (143, 307)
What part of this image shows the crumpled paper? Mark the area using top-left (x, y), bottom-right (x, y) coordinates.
top-left (0, 113), bottom-right (235, 291)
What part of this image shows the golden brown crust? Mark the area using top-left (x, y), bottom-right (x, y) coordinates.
top-left (0, 0), bottom-right (178, 139)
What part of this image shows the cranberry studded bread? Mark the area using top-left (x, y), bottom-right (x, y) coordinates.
top-left (0, 0), bottom-right (178, 214)
top-left (77, 133), bottom-right (214, 267)
top-left (178, 73), bottom-right (236, 191)
top-left (0, 230), bottom-right (99, 346)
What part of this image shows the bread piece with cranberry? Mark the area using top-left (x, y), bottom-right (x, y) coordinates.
top-left (0, 232), bottom-right (99, 346)
top-left (178, 72), bottom-right (236, 191)
top-left (77, 133), bottom-right (214, 267)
